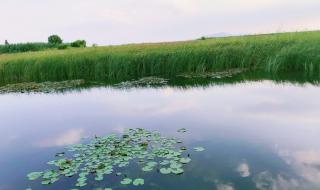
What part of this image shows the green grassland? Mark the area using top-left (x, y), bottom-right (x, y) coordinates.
top-left (0, 31), bottom-right (319, 84)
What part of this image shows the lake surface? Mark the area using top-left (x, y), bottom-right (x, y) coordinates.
top-left (1, 80), bottom-right (320, 190)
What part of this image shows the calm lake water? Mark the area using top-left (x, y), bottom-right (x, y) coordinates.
top-left (1, 80), bottom-right (320, 190)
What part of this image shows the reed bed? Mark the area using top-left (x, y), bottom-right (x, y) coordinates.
top-left (0, 31), bottom-right (319, 84)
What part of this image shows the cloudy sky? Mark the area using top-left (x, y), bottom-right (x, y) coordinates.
top-left (1, 0), bottom-right (320, 45)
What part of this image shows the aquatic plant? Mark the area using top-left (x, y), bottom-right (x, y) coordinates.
top-left (26, 128), bottom-right (204, 189)
top-left (114, 77), bottom-right (169, 88)
top-left (0, 31), bottom-right (319, 84)
top-left (0, 79), bottom-right (85, 94)
top-left (177, 68), bottom-right (247, 79)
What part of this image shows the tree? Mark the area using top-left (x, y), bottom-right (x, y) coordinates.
top-left (5, 40), bottom-right (9, 45)
top-left (71, 40), bottom-right (86, 48)
top-left (48, 35), bottom-right (63, 45)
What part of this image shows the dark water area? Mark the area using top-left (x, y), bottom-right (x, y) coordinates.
top-left (1, 77), bottom-right (320, 190)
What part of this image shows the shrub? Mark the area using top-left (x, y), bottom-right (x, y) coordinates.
top-left (71, 40), bottom-right (86, 48)
top-left (57, 44), bottom-right (68, 50)
top-left (48, 35), bottom-right (63, 45)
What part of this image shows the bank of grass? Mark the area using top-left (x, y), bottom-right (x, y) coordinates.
top-left (0, 31), bottom-right (319, 84)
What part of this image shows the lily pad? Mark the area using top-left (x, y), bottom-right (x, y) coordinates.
top-left (171, 167), bottom-right (184, 175)
top-left (180, 157), bottom-right (191, 164)
top-left (160, 168), bottom-right (171, 174)
top-left (142, 166), bottom-right (154, 172)
top-left (146, 161), bottom-right (158, 167)
top-left (133, 178), bottom-right (144, 186)
top-left (27, 172), bottom-right (43, 180)
top-left (120, 178), bottom-right (132, 185)
top-left (26, 128), bottom-right (204, 189)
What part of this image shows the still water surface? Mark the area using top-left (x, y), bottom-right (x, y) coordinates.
top-left (0, 80), bottom-right (320, 190)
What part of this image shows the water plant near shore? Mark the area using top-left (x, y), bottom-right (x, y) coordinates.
top-left (177, 68), bottom-right (247, 79)
top-left (0, 79), bottom-right (85, 94)
top-left (114, 77), bottom-right (169, 88)
top-left (26, 128), bottom-right (204, 189)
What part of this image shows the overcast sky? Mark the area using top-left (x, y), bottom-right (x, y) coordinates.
top-left (1, 0), bottom-right (320, 45)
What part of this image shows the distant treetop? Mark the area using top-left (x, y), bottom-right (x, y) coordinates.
top-left (48, 35), bottom-right (63, 45)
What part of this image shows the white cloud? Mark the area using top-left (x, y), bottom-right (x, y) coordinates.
top-left (236, 161), bottom-right (251, 177)
top-left (278, 149), bottom-right (320, 186)
top-left (36, 128), bottom-right (84, 147)
top-left (216, 183), bottom-right (235, 190)
top-left (252, 149), bottom-right (320, 190)
top-left (253, 170), bottom-right (320, 190)
top-left (253, 171), bottom-right (300, 190)
top-left (0, 0), bottom-right (319, 45)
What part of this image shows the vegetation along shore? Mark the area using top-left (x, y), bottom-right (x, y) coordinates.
top-left (0, 31), bottom-right (319, 84)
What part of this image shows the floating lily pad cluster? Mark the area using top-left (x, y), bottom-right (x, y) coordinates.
top-left (115, 77), bottom-right (169, 88)
top-left (177, 68), bottom-right (247, 79)
top-left (0, 79), bottom-right (85, 94)
top-left (26, 128), bottom-right (205, 189)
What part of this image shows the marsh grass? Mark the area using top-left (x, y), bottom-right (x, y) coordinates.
top-left (0, 31), bottom-right (319, 84)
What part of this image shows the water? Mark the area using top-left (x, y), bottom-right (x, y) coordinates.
top-left (0, 80), bottom-right (320, 190)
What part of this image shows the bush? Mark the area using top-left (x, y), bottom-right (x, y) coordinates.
top-left (57, 44), bottom-right (68, 50)
top-left (71, 40), bottom-right (86, 48)
top-left (48, 35), bottom-right (63, 45)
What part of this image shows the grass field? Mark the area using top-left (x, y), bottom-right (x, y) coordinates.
top-left (0, 31), bottom-right (319, 84)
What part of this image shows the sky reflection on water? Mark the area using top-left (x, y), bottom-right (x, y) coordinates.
top-left (0, 80), bottom-right (320, 189)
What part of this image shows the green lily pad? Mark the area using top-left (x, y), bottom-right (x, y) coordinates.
top-left (75, 181), bottom-right (87, 187)
top-left (41, 179), bottom-right (51, 185)
top-left (170, 162), bottom-right (182, 169)
top-left (120, 178), bottom-right (132, 185)
top-left (160, 168), bottom-right (171, 174)
top-left (27, 172), bottom-right (43, 180)
top-left (171, 167), bottom-right (184, 175)
top-left (116, 172), bottom-right (122, 176)
top-left (160, 160), bottom-right (170, 165)
top-left (133, 178), bottom-right (144, 186)
top-left (142, 166), bottom-right (154, 172)
top-left (25, 128), bottom-right (204, 189)
top-left (180, 157), bottom-right (191, 164)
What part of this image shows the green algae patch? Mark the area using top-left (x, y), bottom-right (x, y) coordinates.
top-left (26, 128), bottom-right (204, 189)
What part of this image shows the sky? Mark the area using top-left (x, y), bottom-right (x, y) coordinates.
top-left (0, 0), bottom-right (320, 45)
